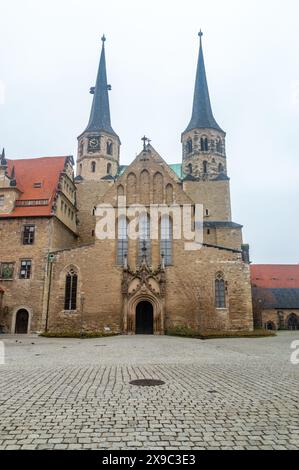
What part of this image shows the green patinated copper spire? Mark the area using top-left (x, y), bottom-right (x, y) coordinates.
top-left (85, 35), bottom-right (118, 137)
top-left (184, 31), bottom-right (223, 133)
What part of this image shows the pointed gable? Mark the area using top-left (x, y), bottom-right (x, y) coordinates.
top-left (99, 144), bottom-right (193, 207)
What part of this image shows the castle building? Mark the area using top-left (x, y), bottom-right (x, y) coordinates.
top-left (0, 33), bottom-right (254, 335)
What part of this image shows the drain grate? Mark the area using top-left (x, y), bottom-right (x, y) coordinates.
top-left (129, 379), bottom-right (165, 387)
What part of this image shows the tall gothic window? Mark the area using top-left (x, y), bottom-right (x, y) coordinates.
top-left (107, 141), bottom-right (113, 155)
top-left (216, 138), bottom-right (222, 154)
top-left (91, 161), bottom-right (96, 173)
top-left (186, 139), bottom-right (193, 154)
top-left (160, 215), bottom-right (172, 266)
top-left (107, 162), bottom-right (112, 175)
top-left (117, 216), bottom-right (128, 266)
top-left (64, 269), bottom-right (78, 310)
top-left (201, 137), bottom-right (208, 152)
top-left (138, 212), bottom-right (151, 265)
top-left (215, 272), bottom-right (226, 308)
top-left (203, 161), bottom-right (208, 174)
top-left (187, 163), bottom-right (193, 174)
top-left (218, 163), bottom-right (224, 173)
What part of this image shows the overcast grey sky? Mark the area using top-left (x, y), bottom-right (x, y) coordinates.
top-left (0, 0), bottom-right (298, 264)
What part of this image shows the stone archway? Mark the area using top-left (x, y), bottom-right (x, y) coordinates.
top-left (125, 293), bottom-right (164, 335)
top-left (135, 300), bottom-right (154, 334)
top-left (265, 321), bottom-right (275, 331)
top-left (287, 313), bottom-right (299, 330)
top-left (15, 309), bottom-right (29, 334)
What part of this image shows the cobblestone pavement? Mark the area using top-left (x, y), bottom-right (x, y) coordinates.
top-left (0, 332), bottom-right (298, 450)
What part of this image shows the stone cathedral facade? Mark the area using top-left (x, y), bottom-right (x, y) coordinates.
top-left (0, 34), bottom-right (253, 335)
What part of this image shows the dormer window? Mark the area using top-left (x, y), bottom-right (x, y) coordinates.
top-left (186, 139), bottom-right (193, 154)
top-left (107, 141), bottom-right (113, 155)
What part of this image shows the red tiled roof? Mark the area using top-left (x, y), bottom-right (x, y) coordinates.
top-left (251, 264), bottom-right (299, 288)
top-left (0, 156), bottom-right (68, 218)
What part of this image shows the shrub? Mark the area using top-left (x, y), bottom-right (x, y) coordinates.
top-left (166, 325), bottom-right (276, 339)
top-left (40, 331), bottom-right (119, 339)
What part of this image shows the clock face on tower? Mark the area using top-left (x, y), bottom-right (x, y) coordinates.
top-left (88, 136), bottom-right (101, 152)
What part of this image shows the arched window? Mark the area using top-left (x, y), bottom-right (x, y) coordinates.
top-left (218, 163), bottom-right (224, 173)
top-left (107, 162), bottom-right (112, 175)
top-left (160, 215), bottom-right (172, 266)
top-left (127, 173), bottom-right (137, 204)
top-left (153, 172), bottom-right (163, 204)
top-left (140, 169), bottom-right (150, 205)
top-left (187, 163), bottom-right (193, 174)
top-left (215, 272), bottom-right (226, 308)
top-left (107, 141), bottom-right (113, 155)
top-left (166, 184), bottom-right (173, 204)
top-left (203, 161), bottom-right (208, 174)
top-left (117, 216), bottom-right (128, 266)
top-left (117, 184), bottom-right (124, 198)
top-left (138, 212), bottom-right (151, 265)
top-left (216, 138), bottom-right (222, 154)
top-left (186, 139), bottom-right (193, 154)
top-left (91, 161), bottom-right (96, 173)
top-left (201, 137), bottom-right (208, 152)
top-left (64, 269), bottom-right (78, 310)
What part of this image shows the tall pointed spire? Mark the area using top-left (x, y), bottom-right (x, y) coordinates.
top-left (184, 31), bottom-right (223, 133)
top-left (0, 148), bottom-right (7, 166)
top-left (85, 35), bottom-right (118, 137)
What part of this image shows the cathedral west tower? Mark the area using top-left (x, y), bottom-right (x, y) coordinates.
top-left (77, 35), bottom-right (120, 181)
top-left (182, 31), bottom-right (227, 180)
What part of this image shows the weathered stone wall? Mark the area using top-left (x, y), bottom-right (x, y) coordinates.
top-left (259, 309), bottom-right (299, 330)
top-left (75, 180), bottom-right (112, 244)
top-left (0, 217), bottom-right (77, 333)
top-left (46, 238), bottom-right (253, 334)
top-left (183, 179), bottom-right (232, 221)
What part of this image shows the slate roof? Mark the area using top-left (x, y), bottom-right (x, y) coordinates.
top-left (252, 287), bottom-right (299, 309)
top-left (84, 37), bottom-right (118, 138)
top-left (204, 221), bottom-right (243, 229)
top-left (184, 34), bottom-right (224, 134)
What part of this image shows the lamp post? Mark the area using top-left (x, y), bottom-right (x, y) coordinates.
top-left (45, 253), bottom-right (55, 333)
top-left (80, 293), bottom-right (85, 338)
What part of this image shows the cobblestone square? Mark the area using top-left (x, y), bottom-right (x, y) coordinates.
top-left (0, 332), bottom-right (298, 450)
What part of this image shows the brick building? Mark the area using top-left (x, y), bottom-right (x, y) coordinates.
top-left (251, 264), bottom-right (299, 330)
top-left (0, 33), bottom-right (254, 335)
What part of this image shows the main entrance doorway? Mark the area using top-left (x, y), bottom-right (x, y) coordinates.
top-left (135, 301), bottom-right (153, 334)
top-left (15, 309), bottom-right (29, 334)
